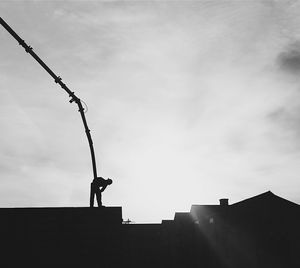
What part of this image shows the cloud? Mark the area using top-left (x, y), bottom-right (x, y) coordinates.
top-left (278, 41), bottom-right (300, 74)
top-left (266, 99), bottom-right (300, 151)
top-left (267, 39), bottom-right (300, 153)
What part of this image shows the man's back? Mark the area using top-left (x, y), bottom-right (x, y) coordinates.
top-left (93, 177), bottom-right (106, 187)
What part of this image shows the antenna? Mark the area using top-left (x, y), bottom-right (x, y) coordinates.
top-left (0, 17), bottom-right (98, 207)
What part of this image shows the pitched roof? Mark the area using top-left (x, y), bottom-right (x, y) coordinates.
top-left (231, 190), bottom-right (299, 207)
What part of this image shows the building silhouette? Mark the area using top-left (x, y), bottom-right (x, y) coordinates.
top-left (0, 191), bottom-right (299, 267)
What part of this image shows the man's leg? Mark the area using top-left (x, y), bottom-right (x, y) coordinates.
top-left (96, 189), bottom-right (102, 207)
top-left (90, 183), bottom-right (95, 207)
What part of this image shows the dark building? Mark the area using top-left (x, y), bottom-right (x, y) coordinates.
top-left (0, 191), bottom-right (299, 268)
top-left (188, 191), bottom-right (300, 268)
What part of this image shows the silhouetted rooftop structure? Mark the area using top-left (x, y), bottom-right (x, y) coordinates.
top-left (0, 191), bottom-right (299, 268)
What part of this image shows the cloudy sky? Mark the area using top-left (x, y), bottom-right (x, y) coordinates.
top-left (1, 0), bottom-right (300, 222)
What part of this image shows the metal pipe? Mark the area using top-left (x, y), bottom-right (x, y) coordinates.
top-left (0, 16), bottom-right (98, 205)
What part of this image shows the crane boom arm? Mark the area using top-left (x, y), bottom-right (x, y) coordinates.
top-left (0, 17), bottom-right (98, 201)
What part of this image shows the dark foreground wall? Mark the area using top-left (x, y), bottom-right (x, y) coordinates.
top-left (0, 207), bottom-right (123, 267)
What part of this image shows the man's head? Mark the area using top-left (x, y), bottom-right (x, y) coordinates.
top-left (107, 178), bottom-right (113, 185)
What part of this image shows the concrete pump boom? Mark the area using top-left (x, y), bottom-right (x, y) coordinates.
top-left (0, 17), bottom-right (98, 206)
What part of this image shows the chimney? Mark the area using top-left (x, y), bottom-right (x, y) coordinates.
top-left (219, 198), bottom-right (229, 206)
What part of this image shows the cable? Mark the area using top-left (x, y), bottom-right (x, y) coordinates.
top-left (81, 99), bottom-right (89, 114)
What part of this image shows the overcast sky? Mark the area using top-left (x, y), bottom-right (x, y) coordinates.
top-left (1, 0), bottom-right (300, 222)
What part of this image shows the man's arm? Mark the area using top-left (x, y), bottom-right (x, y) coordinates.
top-left (100, 185), bottom-right (107, 192)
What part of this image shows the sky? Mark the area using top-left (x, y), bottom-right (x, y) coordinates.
top-left (1, 0), bottom-right (300, 223)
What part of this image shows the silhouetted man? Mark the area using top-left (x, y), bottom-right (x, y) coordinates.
top-left (90, 177), bottom-right (113, 207)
